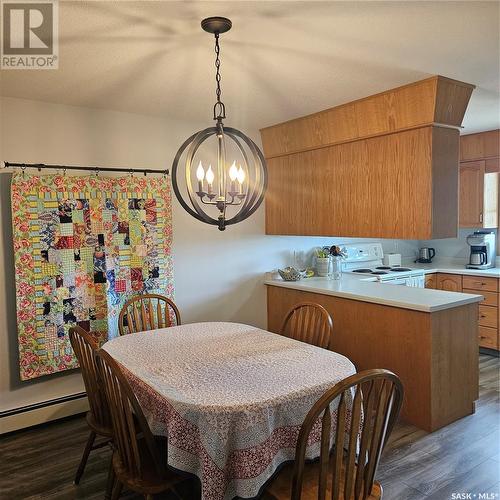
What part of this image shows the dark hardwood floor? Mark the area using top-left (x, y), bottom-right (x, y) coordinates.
top-left (1, 355), bottom-right (498, 500)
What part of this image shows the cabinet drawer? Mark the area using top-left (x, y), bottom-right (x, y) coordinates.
top-left (479, 305), bottom-right (498, 328)
top-left (462, 275), bottom-right (498, 292)
top-left (463, 289), bottom-right (498, 307)
top-left (478, 326), bottom-right (499, 350)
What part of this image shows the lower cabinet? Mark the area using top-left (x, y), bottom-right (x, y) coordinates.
top-left (425, 274), bottom-right (436, 289)
top-left (426, 272), bottom-right (499, 350)
top-left (479, 326), bottom-right (499, 350)
top-left (436, 273), bottom-right (463, 292)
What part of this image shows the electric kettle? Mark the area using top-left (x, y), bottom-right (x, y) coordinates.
top-left (416, 247), bottom-right (435, 263)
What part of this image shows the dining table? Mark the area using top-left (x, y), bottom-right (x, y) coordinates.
top-left (102, 321), bottom-right (356, 500)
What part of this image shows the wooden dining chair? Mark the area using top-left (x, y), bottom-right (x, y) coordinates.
top-left (118, 293), bottom-right (181, 335)
top-left (262, 369), bottom-right (403, 500)
top-left (280, 302), bottom-right (333, 349)
top-left (68, 326), bottom-right (113, 485)
top-left (96, 348), bottom-right (184, 500)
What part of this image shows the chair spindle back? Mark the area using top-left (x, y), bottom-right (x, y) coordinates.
top-left (280, 302), bottom-right (333, 349)
top-left (69, 326), bottom-right (110, 430)
top-left (96, 349), bottom-right (165, 479)
top-left (118, 294), bottom-right (181, 335)
top-left (291, 369), bottom-right (403, 500)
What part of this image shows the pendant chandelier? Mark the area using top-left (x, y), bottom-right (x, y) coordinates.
top-left (171, 17), bottom-right (268, 231)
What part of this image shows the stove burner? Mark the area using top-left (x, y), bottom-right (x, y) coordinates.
top-left (391, 267), bottom-right (412, 272)
top-left (371, 271), bottom-right (389, 275)
top-left (352, 269), bottom-right (373, 273)
top-left (375, 266), bottom-right (392, 270)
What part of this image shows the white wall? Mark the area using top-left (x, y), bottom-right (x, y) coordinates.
top-left (0, 96), bottom-right (418, 413)
top-left (420, 228), bottom-right (498, 261)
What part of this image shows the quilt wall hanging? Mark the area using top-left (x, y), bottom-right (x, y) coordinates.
top-left (11, 172), bottom-right (174, 380)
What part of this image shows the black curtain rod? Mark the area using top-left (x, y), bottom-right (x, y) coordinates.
top-left (4, 161), bottom-right (169, 176)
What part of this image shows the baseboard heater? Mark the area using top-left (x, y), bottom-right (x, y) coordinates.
top-left (0, 392), bottom-right (89, 435)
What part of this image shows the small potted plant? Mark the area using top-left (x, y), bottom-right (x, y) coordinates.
top-left (315, 248), bottom-right (331, 277)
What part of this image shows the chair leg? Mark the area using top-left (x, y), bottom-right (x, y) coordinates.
top-left (104, 457), bottom-right (115, 500)
top-left (110, 479), bottom-right (123, 500)
top-left (74, 430), bottom-right (96, 485)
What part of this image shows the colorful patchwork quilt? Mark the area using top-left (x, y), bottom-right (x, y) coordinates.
top-left (11, 173), bottom-right (174, 380)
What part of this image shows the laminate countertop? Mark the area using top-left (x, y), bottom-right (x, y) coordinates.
top-left (408, 259), bottom-right (500, 278)
top-left (264, 274), bottom-right (482, 313)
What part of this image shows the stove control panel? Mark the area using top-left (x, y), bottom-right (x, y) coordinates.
top-left (343, 243), bottom-right (384, 263)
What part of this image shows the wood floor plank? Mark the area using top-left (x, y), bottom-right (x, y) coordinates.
top-left (377, 480), bottom-right (425, 500)
top-left (424, 459), bottom-right (500, 500)
top-left (0, 355), bottom-right (498, 500)
top-left (378, 354), bottom-right (499, 499)
top-left (400, 431), bottom-right (500, 495)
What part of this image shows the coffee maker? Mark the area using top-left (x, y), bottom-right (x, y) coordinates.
top-left (466, 231), bottom-right (496, 269)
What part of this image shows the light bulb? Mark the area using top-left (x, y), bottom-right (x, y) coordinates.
top-left (206, 165), bottom-right (215, 185)
top-left (196, 161), bottom-right (205, 181)
top-left (237, 166), bottom-right (245, 184)
top-left (229, 161), bottom-right (238, 181)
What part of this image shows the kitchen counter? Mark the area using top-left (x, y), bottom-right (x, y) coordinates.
top-left (267, 275), bottom-right (479, 432)
top-left (408, 259), bottom-right (500, 278)
top-left (264, 274), bottom-right (482, 312)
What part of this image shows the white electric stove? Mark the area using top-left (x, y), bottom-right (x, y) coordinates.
top-left (341, 243), bottom-right (425, 288)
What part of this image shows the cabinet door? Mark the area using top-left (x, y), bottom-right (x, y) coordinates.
top-left (436, 273), bottom-right (463, 292)
top-left (425, 274), bottom-right (436, 289)
top-left (459, 161), bottom-right (484, 227)
top-left (483, 171), bottom-right (498, 228)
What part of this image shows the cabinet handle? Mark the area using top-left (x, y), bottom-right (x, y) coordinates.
top-left (480, 213), bottom-right (483, 223)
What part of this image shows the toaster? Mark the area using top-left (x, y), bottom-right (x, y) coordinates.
top-left (383, 253), bottom-right (402, 267)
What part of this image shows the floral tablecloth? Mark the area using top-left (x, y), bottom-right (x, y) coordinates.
top-left (103, 322), bottom-right (356, 500)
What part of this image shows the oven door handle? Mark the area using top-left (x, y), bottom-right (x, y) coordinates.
top-left (382, 278), bottom-right (407, 285)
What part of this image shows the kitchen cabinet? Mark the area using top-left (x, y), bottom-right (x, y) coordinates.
top-left (459, 160), bottom-right (498, 228)
top-left (460, 129), bottom-right (500, 162)
top-left (262, 76), bottom-right (474, 158)
top-left (436, 273), bottom-right (463, 292)
top-left (425, 274), bottom-right (436, 289)
top-left (478, 326), bottom-right (499, 350)
top-left (472, 282), bottom-right (499, 350)
top-left (479, 305), bottom-right (497, 329)
top-left (412, 272), bottom-right (499, 351)
top-left (261, 76), bottom-right (474, 240)
top-left (462, 275), bottom-right (498, 292)
top-left (267, 285), bottom-right (478, 432)
top-left (462, 275), bottom-right (499, 350)
top-left (265, 126), bottom-right (459, 239)
top-left (463, 289), bottom-right (497, 306)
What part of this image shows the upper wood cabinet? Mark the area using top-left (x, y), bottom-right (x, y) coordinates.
top-left (260, 76), bottom-right (474, 239)
top-left (460, 130), bottom-right (500, 161)
top-left (459, 130), bottom-right (500, 229)
top-left (459, 161), bottom-right (485, 227)
top-left (265, 126), bottom-right (459, 239)
top-left (261, 76), bottom-right (474, 158)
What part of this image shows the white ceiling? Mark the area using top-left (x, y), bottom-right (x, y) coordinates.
top-left (1, 1), bottom-right (499, 134)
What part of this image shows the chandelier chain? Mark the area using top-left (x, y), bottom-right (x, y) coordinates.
top-left (213, 33), bottom-right (226, 120)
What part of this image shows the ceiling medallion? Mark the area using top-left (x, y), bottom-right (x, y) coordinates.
top-left (171, 17), bottom-right (268, 231)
